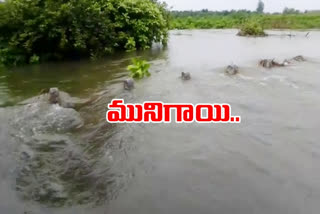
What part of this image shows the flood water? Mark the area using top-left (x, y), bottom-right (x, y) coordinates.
top-left (1, 29), bottom-right (320, 214)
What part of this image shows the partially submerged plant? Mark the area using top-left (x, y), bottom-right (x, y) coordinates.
top-left (237, 21), bottom-right (267, 37)
top-left (127, 58), bottom-right (151, 79)
top-left (29, 54), bottom-right (40, 64)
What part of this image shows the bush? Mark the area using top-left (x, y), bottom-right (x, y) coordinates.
top-left (0, 0), bottom-right (169, 66)
top-left (237, 21), bottom-right (267, 37)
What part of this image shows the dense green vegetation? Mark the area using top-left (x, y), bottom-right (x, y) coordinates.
top-left (0, 0), bottom-right (169, 66)
top-left (170, 11), bottom-right (320, 30)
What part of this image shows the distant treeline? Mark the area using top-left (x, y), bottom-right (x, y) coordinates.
top-left (170, 10), bottom-right (320, 30)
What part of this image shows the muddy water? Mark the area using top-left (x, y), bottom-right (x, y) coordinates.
top-left (1, 29), bottom-right (320, 214)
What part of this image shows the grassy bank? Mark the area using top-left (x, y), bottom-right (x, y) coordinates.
top-left (170, 12), bottom-right (320, 30)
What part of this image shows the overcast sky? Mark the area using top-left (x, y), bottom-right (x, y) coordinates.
top-left (163, 0), bottom-right (320, 12)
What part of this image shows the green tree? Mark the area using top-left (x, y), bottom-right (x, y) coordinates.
top-left (0, 0), bottom-right (169, 66)
top-left (256, 0), bottom-right (264, 13)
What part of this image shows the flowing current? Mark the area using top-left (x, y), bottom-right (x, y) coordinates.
top-left (0, 30), bottom-right (320, 214)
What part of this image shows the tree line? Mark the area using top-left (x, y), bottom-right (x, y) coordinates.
top-left (169, 1), bottom-right (320, 30)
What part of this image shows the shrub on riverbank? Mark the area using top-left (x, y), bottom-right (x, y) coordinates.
top-left (0, 0), bottom-right (169, 66)
top-left (237, 21), bottom-right (267, 37)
